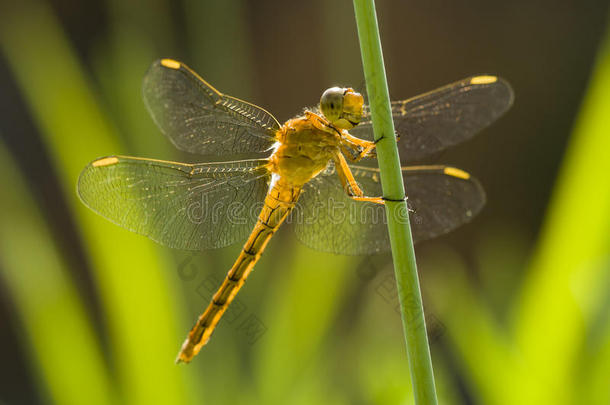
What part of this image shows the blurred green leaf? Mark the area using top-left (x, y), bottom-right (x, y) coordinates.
top-left (577, 274), bottom-right (610, 405)
top-left (514, 21), bottom-right (610, 404)
top-left (255, 245), bottom-right (355, 404)
top-left (355, 293), bottom-right (415, 405)
top-left (422, 247), bottom-right (522, 405)
top-left (0, 142), bottom-right (116, 405)
top-left (0, 2), bottom-right (195, 404)
top-left (93, 0), bottom-right (175, 157)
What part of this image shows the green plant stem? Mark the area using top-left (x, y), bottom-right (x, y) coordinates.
top-left (352, 1), bottom-right (438, 404)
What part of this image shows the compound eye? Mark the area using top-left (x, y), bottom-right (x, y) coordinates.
top-left (320, 87), bottom-right (345, 122)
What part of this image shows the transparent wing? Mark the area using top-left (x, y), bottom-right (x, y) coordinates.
top-left (350, 75), bottom-right (513, 163)
top-left (77, 156), bottom-right (271, 250)
top-left (292, 163), bottom-right (485, 255)
top-left (142, 59), bottom-right (279, 156)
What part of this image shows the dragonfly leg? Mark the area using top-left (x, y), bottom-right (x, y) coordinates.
top-left (339, 143), bottom-right (364, 162)
top-left (333, 151), bottom-right (384, 205)
top-left (303, 110), bottom-right (376, 162)
top-left (340, 131), bottom-right (377, 162)
top-left (304, 111), bottom-right (338, 135)
top-left (343, 129), bottom-right (405, 161)
top-left (351, 195), bottom-right (386, 204)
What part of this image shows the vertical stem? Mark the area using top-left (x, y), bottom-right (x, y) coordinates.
top-left (352, 1), bottom-right (438, 404)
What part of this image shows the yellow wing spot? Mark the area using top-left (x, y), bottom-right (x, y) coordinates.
top-left (161, 59), bottom-right (181, 69)
top-left (443, 167), bottom-right (470, 180)
top-left (470, 75), bottom-right (497, 85)
top-left (92, 157), bottom-right (119, 167)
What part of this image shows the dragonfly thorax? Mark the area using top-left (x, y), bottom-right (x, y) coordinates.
top-left (270, 115), bottom-right (341, 187)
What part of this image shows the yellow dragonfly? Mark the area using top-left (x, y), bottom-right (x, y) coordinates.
top-left (77, 59), bottom-right (513, 363)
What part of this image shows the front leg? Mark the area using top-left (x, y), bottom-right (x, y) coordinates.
top-left (304, 111), bottom-right (337, 135)
top-left (340, 131), bottom-right (377, 162)
top-left (342, 129), bottom-right (404, 161)
top-left (332, 151), bottom-right (384, 205)
top-left (305, 110), bottom-right (377, 162)
top-left (339, 143), bottom-right (364, 162)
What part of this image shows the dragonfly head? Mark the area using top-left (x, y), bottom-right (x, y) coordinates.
top-left (320, 87), bottom-right (364, 130)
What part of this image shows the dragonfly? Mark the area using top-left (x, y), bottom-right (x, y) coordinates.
top-left (77, 58), bottom-right (513, 363)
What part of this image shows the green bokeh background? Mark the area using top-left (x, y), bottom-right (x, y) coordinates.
top-left (0, 0), bottom-right (609, 404)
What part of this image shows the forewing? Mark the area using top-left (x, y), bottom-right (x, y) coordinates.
top-left (78, 156), bottom-right (270, 250)
top-left (350, 75), bottom-right (513, 162)
top-left (142, 59), bottom-right (279, 156)
top-left (293, 164), bottom-right (485, 255)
